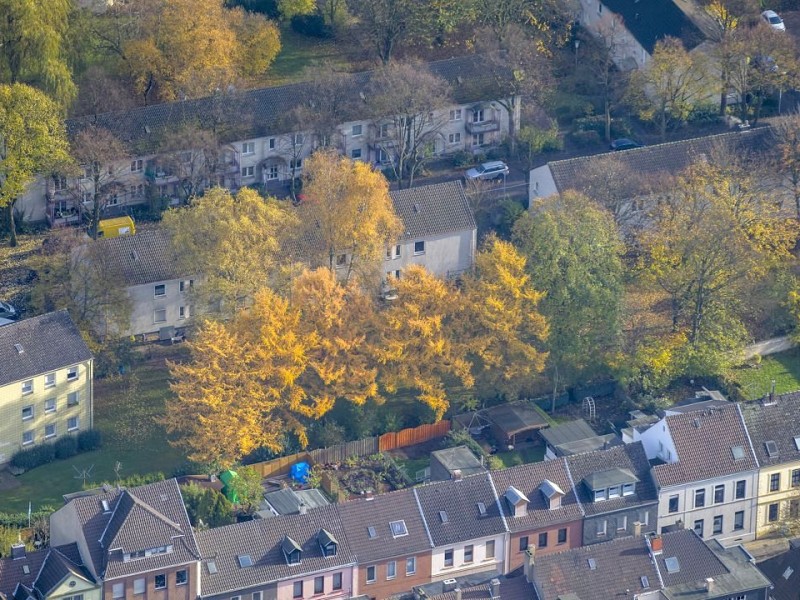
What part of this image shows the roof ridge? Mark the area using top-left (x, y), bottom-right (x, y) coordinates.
top-left (563, 456), bottom-right (585, 517)
top-left (412, 487), bottom-right (435, 548)
top-left (737, 402), bottom-right (759, 469)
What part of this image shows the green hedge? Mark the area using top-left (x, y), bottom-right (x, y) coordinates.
top-left (10, 430), bottom-right (102, 471)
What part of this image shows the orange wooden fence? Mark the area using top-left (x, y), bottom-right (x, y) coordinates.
top-left (248, 420), bottom-right (451, 478)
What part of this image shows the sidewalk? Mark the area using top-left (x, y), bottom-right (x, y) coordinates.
top-left (743, 336), bottom-right (797, 361)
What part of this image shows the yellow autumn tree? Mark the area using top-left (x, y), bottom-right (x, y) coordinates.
top-left (162, 187), bottom-right (297, 318)
top-left (375, 265), bottom-right (473, 419)
top-left (164, 270), bottom-right (380, 465)
top-left (121, 0), bottom-right (280, 102)
top-left (461, 237), bottom-right (549, 399)
top-left (297, 149), bottom-right (403, 284)
top-left (640, 158), bottom-right (797, 377)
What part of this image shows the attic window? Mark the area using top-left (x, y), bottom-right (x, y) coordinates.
top-left (783, 566), bottom-right (794, 579)
top-left (101, 499), bottom-right (111, 513)
top-left (318, 529), bottom-right (338, 557)
top-left (22, 565), bottom-right (30, 575)
top-left (237, 555), bottom-right (253, 568)
top-left (640, 576), bottom-right (649, 589)
top-left (587, 558), bottom-right (596, 571)
top-left (439, 510), bottom-right (449, 523)
top-left (14, 343), bottom-right (24, 354)
top-left (281, 536), bottom-right (302, 565)
top-left (765, 441), bottom-right (779, 458)
top-left (477, 502), bottom-right (487, 517)
top-left (664, 557), bottom-right (680, 574)
top-left (367, 526), bottom-right (377, 539)
top-left (731, 446), bottom-right (745, 461)
top-left (390, 520), bottom-right (408, 538)
top-left (207, 560), bottom-right (218, 575)
top-left (794, 436), bottom-right (800, 451)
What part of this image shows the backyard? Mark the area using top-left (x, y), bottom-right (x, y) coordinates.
top-left (728, 348), bottom-right (800, 400)
top-left (0, 346), bottom-right (187, 513)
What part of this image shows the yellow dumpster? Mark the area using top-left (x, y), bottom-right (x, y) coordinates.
top-left (97, 216), bottom-right (135, 238)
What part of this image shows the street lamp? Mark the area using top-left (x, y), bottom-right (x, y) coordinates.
top-left (574, 39), bottom-right (580, 69)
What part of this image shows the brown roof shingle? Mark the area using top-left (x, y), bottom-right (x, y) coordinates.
top-left (653, 404), bottom-right (758, 488)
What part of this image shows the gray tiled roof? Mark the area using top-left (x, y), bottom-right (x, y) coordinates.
top-left (391, 181), bottom-right (476, 241)
top-left (532, 535), bottom-right (659, 600)
top-left (565, 442), bottom-right (657, 517)
top-left (337, 488), bottom-right (433, 562)
top-left (33, 545), bottom-right (94, 597)
top-left (539, 419), bottom-right (597, 447)
top-left (95, 229), bottom-right (183, 287)
top-left (196, 504), bottom-right (356, 597)
top-left (489, 457), bottom-right (584, 533)
top-left (66, 55), bottom-right (507, 154)
top-left (0, 310), bottom-right (92, 387)
top-left (657, 530), bottom-right (728, 588)
top-left (602, 0), bottom-right (704, 54)
top-left (550, 127), bottom-right (774, 198)
top-left (413, 472), bottom-right (507, 546)
top-left (430, 446), bottom-right (485, 477)
top-left (653, 404), bottom-right (758, 488)
top-left (428, 575), bottom-right (534, 600)
top-left (756, 542), bottom-right (800, 600)
top-left (740, 392), bottom-right (800, 467)
top-left (63, 478), bottom-right (199, 580)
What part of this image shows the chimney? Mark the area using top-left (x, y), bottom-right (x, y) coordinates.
top-left (452, 469), bottom-right (463, 481)
top-left (10, 543), bottom-right (26, 560)
top-left (298, 502), bottom-right (307, 515)
top-left (523, 546), bottom-right (536, 583)
top-left (455, 589), bottom-right (462, 600)
top-left (770, 379), bottom-right (776, 403)
top-left (705, 578), bottom-right (714, 592)
top-left (633, 521), bottom-right (642, 538)
top-left (650, 534), bottom-right (663, 555)
top-left (489, 578), bottom-right (500, 600)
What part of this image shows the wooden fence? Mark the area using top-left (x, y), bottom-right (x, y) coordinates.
top-left (249, 420), bottom-right (450, 479)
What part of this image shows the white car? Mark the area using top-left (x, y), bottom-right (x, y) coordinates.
top-left (464, 160), bottom-right (510, 182)
top-left (762, 10), bottom-right (786, 31)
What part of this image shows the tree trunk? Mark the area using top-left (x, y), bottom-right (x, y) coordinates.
top-left (506, 97), bottom-right (518, 154)
top-left (604, 98), bottom-right (612, 142)
top-left (550, 364), bottom-right (559, 414)
top-left (7, 202), bottom-right (17, 248)
top-left (92, 192), bottom-right (101, 240)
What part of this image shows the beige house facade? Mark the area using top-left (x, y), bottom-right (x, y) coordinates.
top-left (0, 311), bottom-right (93, 464)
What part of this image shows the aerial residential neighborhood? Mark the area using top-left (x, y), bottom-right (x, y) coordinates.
top-left (4, 0), bottom-right (800, 600)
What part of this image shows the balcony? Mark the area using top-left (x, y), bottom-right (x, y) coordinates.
top-left (465, 120), bottom-right (500, 134)
top-left (145, 164), bottom-right (179, 184)
top-left (216, 156), bottom-right (240, 174)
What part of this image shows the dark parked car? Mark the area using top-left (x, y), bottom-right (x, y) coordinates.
top-left (610, 138), bottom-right (643, 151)
top-left (0, 301), bottom-right (18, 320)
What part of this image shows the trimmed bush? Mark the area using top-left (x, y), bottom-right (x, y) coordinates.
top-left (54, 435), bottom-right (78, 460)
top-left (10, 443), bottom-right (56, 471)
top-left (77, 429), bottom-right (102, 451)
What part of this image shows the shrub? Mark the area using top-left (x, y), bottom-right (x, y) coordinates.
top-left (451, 150), bottom-right (474, 168)
top-left (181, 482), bottom-right (235, 528)
top-left (569, 130), bottom-right (602, 147)
top-left (77, 429), bottom-right (102, 451)
top-left (0, 507), bottom-right (55, 529)
top-left (290, 13), bottom-right (331, 38)
top-left (442, 428), bottom-right (486, 459)
top-left (54, 435), bottom-right (78, 460)
top-left (10, 443), bottom-right (56, 471)
top-left (688, 104), bottom-right (720, 124)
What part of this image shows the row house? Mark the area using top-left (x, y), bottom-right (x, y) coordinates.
top-left (630, 403), bottom-right (760, 544)
top-left (740, 391), bottom-right (800, 538)
top-left (17, 55), bottom-right (518, 227)
top-left (565, 442), bottom-right (658, 546)
top-left (529, 528), bottom-right (771, 600)
top-left (0, 311), bottom-right (93, 464)
top-left (196, 505), bottom-right (356, 600)
top-left (0, 543), bottom-right (100, 600)
top-left (49, 479), bottom-right (201, 600)
top-left (87, 181), bottom-right (476, 338)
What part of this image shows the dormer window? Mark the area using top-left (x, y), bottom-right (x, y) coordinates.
top-left (123, 545), bottom-right (172, 562)
top-left (584, 468), bottom-right (639, 503)
top-left (594, 488), bottom-right (607, 502)
top-left (318, 528), bottom-right (338, 557)
top-left (539, 479), bottom-right (565, 510)
top-left (282, 535), bottom-right (302, 565)
top-left (505, 486), bottom-right (529, 518)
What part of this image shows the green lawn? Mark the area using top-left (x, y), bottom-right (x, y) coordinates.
top-left (395, 457), bottom-right (431, 483)
top-left (495, 445), bottom-right (545, 468)
top-left (0, 348), bottom-right (188, 513)
top-left (265, 29), bottom-right (354, 85)
top-left (728, 348), bottom-right (800, 400)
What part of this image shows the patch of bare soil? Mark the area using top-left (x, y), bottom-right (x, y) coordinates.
top-left (0, 468), bottom-right (21, 492)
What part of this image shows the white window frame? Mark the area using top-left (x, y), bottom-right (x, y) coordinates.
top-left (366, 565), bottom-right (376, 584)
top-left (22, 380), bottom-right (33, 395)
top-left (44, 423), bottom-right (56, 439)
top-left (154, 284), bottom-right (166, 297)
top-left (449, 109), bottom-right (462, 121)
top-left (179, 306), bottom-right (187, 320)
top-left (22, 405), bottom-right (34, 421)
top-left (68, 417), bottom-right (79, 432)
top-left (448, 133), bottom-right (461, 144)
top-left (67, 366), bottom-right (79, 381)
top-left (45, 373), bottom-right (56, 388)
top-left (154, 574), bottom-right (166, 590)
top-left (406, 556), bottom-right (416, 575)
top-left (67, 391), bottom-right (79, 407)
top-left (45, 398), bottom-right (56, 414)
top-left (351, 148), bottom-right (362, 159)
top-left (386, 560), bottom-right (396, 580)
top-left (265, 164), bottom-right (279, 180)
top-left (176, 570), bottom-right (188, 586)
top-left (472, 133), bottom-right (485, 147)
top-left (112, 584), bottom-right (125, 599)
top-left (133, 578), bottom-right (145, 595)
top-left (242, 142), bottom-right (255, 155)
top-left (131, 159), bottom-right (143, 173)
top-left (413, 241), bottom-right (425, 255)
top-left (485, 540), bottom-right (495, 559)
top-left (22, 431), bottom-right (34, 446)
top-left (352, 124), bottom-right (363, 137)
top-left (241, 165), bottom-right (254, 178)
top-left (154, 309), bottom-right (167, 324)
top-left (472, 109), bottom-right (485, 123)
top-left (597, 520), bottom-right (607, 537)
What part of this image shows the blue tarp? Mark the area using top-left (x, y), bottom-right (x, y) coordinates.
top-left (290, 462), bottom-right (310, 483)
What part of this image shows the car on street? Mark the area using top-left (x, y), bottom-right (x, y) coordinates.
top-left (610, 138), bottom-right (643, 151)
top-left (464, 160), bottom-right (510, 181)
top-left (0, 301), bottom-right (18, 320)
top-left (762, 10), bottom-right (786, 31)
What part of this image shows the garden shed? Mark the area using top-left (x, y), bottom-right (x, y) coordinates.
top-left (483, 401), bottom-right (549, 446)
top-left (540, 418), bottom-right (622, 459)
top-left (430, 446), bottom-right (485, 481)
